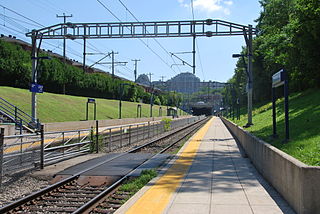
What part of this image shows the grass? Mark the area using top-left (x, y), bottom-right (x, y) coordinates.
top-left (0, 86), bottom-right (186, 123)
top-left (117, 169), bottom-right (157, 203)
top-left (229, 88), bottom-right (320, 166)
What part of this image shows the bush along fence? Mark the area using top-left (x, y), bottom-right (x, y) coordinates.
top-left (0, 116), bottom-right (203, 188)
top-left (221, 117), bottom-right (320, 214)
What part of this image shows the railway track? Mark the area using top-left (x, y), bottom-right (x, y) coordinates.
top-left (0, 117), bottom-right (209, 214)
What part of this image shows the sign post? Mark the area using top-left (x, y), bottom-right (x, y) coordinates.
top-left (272, 69), bottom-right (289, 142)
top-left (86, 98), bottom-right (96, 120)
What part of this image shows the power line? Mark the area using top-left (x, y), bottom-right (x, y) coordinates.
top-left (96, 0), bottom-right (177, 74)
top-left (190, 0), bottom-right (205, 80)
top-left (0, 4), bottom-right (44, 27)
top-left (117, 0), bottom-right (181, 73)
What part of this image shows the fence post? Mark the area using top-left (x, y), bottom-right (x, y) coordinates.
top-left (129, 125), bottom-right (131, 145)
top-left (148, 121), bottom-right (150, 139)
top-left (120, 126), bottom-right (123, 148)
top-left (95, 120), bottom-right (99, 153)
top-left (108, 128), bottom-right (112, 152)
top-left (0, 128), bottom-right (4, 189)
top-left (40, 125), bottom-right (44, 169)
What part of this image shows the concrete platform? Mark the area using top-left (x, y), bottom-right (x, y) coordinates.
top-left (117, 117), bottom-right (296, 214)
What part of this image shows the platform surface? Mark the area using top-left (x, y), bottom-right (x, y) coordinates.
top-left (119, 117), bottom-right (296, 214)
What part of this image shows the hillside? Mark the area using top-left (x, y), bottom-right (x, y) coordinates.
top-left (0, 86), bottom-right (180, 123)
top-left (230, 89), bottom-right (320, 166)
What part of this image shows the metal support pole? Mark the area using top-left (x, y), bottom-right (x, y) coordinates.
top-left (193, 35), bottom-right (196, 75)
top-left (95, 120), bottom-right (99, 153)
top-left (109, 129), bottom-right (112, 152)
top-left (94, 103), bottom-right (97, 120)
top-left (119, 99), bottom-right (122, 119)
top-left (247, 25), bottom-right (253, 126)
top-left (83, 37), bottom-right (86, 72)
top-left (129, 125), bottom-right (131, 145)
top-left (132, 59), bottom-right (140, 82)
top-left (111, 51), bottom-right (115, 77)
top-left (86, 102), bottom-right (89, 120)
top-left (31, 31), bottom-right (38, 122)
top-left (40, 125), bottom-right (44, 169)
top-left (0, 128), bottom-right (4, 189)
top-left (284, 76), bottom-right (289, 141)
top-left (272, 87), bottom-right (277, 137)
top-left (148, 121), bottom-right (150, 138)
top-left (120, 126), bottom-right (123, 147)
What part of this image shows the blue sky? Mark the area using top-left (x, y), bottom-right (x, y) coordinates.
top-left (0, 0), bottom-right (261, 83)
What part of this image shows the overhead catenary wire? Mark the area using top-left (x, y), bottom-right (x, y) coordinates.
top-left (96, 0), bottom-right (177, 74)
top-left (190, 0), bottom-right (205, 80)
top-left (117, 0), bottom-right (182, 73)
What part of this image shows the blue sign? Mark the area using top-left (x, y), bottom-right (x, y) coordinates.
top-left (30, 83), bottom-right (44, 93)
top-left (272, 69), bottom-right (286, 88)
top-left (88, 98), bottom-right (96, 103)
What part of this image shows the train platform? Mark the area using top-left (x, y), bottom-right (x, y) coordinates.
top-left (116, 117), bottom-right (296, 214)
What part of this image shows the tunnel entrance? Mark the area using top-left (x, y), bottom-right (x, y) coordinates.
top-left (192, 106), bottom-right (212, 116)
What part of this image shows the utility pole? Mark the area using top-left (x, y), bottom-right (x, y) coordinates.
top-left (31, 31), bottom-right (38, 122)
top-left (131, 59), bottom-right (140, 82)
top-left (160, 76), bottom-right (166, 82)
top-left (147, 73), bottom-right (153, 86)
top-left (56, 13), bottom-right (72, 59)
top-left (246, 25), bottom-right (253, 126)
top-left (193, 35), bottom-right (196, 75)
top-left (111, 51), bottom-right (119, 77)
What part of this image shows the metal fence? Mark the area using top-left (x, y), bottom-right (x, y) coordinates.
top-left (0, 116), bottom-right (205, 187)
top-left (98, 116), bottom-right (204, 153)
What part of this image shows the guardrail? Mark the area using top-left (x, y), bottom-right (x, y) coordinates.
top-left (0, 97), bottom-right (40, 131)
top-left (0, 116), bottom-right (205, 188)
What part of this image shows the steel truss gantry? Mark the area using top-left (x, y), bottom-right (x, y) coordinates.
top-left (25, 19), bottom-right (256, 126)
top-left (26, 19), bottom-right (255, 39)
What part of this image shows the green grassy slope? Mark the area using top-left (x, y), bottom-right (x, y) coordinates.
top-left (230, 89), bottom-right (320, 166)
top-left (0, 86), bottom-right (180, 123)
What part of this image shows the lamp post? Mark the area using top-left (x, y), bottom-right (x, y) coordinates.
top-left (232, 53), bottom-right (253, 127)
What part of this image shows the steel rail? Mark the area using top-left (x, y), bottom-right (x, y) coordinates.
top-left (73, 117), bottom-right (209, 214)
top-left (0, 117), bottom-right (208, 213)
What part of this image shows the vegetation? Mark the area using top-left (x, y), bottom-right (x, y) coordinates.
top-left (0, 39), bottom-right (182, 107)
top-left (0, 86), bottom-right (185, 123)
top-left (161, 118), bottom-right (172, 131)
top-left (230, 89), bottom-right (320, 166)
top-left (224, 0), bottom-right (320, 106)
top-left (118, 169), bottom-right (158, 203)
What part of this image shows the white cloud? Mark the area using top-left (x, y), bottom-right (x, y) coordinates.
top-left (223, 1), bottom-right (233, 6)
top-left (179, 0), bottom-right (233, 15)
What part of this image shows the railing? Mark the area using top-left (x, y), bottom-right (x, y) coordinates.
top-left (98, 116), bottom-right (205, 153)
top-left (43, 128), bottom-right (92, 165)
top-left (0, 127), bottom-right (93, 177)
top-left (0, 116), bottom-right (205, 187)
top-left (0, 97), bottom-right (40, 131)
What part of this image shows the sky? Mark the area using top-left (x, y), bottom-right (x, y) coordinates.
top-left (0, 0), bottom-right (262, 83)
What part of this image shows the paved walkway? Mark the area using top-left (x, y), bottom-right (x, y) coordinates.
top-left (120, 117), bottom-right (296, 214)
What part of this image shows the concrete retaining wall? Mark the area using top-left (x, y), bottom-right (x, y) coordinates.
top-left (221, 118), bottom-right (320, 214)
top-left (43, 116), bottom-right (186, 132)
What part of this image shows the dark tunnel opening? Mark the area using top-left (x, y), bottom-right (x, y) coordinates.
top-left (192, 107), bottom-right (212, 116)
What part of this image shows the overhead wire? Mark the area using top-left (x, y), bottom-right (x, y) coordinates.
top-left (96, 0), bottom-right (177, 74)
top-left (190, 0), bottom-right (205, 80)
top-left (117, 0), bottom-right (182, 73)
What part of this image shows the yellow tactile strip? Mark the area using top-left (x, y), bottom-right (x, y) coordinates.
top-left (125, 117), bottom-right (214, 214)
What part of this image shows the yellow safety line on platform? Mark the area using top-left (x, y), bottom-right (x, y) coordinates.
top-left (125, 117), bottom-right (214, 214)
